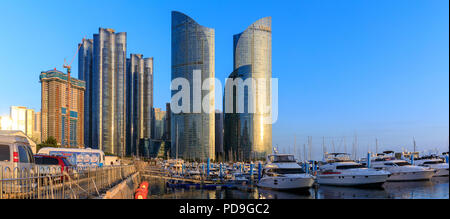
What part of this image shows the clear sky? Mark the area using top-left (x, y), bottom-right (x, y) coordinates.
top-left (0, 0), bottom-right (448, 160)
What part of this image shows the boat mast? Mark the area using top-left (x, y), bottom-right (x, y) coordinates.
top-left (322, 136), bottom-right (326, 161)
top-left (375, 138), bottom-right (378, 154)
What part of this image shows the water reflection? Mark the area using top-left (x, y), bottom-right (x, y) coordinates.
top-left (143, 176), bottom-right (449, 199)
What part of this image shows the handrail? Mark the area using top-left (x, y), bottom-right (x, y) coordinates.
top-left (0, 164), bottom-right (139, 199)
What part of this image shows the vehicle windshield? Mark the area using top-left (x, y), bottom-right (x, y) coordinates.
top-left (270, 155), bottom-right (296, 163)
top-left (271, 168), bottom-right (305, 174)
top-left (395, 161), bottom-right (411, 166)
top-left (424, 161), bottom-right (444, 165)
top-left (61, 157), bottom-right (72, 166)
top-left (336, 164), bottom-right (364, 170)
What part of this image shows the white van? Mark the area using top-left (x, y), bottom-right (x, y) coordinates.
top-left (0, 134), bottom-right (35, 176)
top-left (37, 147), bottom-right (105, 167)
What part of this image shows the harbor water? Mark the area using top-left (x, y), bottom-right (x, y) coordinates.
top-left (143, 176), bottom-right (449, 199)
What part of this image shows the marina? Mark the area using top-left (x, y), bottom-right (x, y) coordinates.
top-left (143, 175), bottom-right (449, 199)
top-left (137, 150), bottom-right (449, 199)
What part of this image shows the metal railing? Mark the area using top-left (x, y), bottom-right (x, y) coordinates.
top-left (0, 165), bottom-right (136, 199)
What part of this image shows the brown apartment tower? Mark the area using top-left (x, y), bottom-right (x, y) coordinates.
top-left (40, 69), bottom-right (85, 147)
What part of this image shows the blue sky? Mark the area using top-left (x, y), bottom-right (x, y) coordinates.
top-left (0, 0), bottom-right (448, 159)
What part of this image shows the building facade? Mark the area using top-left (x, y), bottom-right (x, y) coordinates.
top-left (33, 111), bottom-right (41, 143)
top-left (215, 110), bottom-right (224, 161)
top-left (224, 17), bottom-right (272, 161)
top-left (164, 102), bottom-right (171, 141)
top-left (125, 54), bottom-right (153, 156)
top-left (152, 108), bottom-right (166, 140)
top-left (78, 38), bottom-right (93, 149)
top-left (79, 28), bottom-right (127, 156)
top-left (40, 69), bottom-right (85, 147)
top-left (9, 106), bottom-right (35, 138)
top-left (171, 11), bottom-right (215, 161)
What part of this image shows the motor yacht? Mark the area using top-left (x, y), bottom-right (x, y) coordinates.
top-left (317, 153), bottom-right (390, 187)
top-left (257, 153), bottom-right (315, 190)
top-left (368, 151), bottom-right (435, 181)
top-left (415, 155), bottom-right (449, 177)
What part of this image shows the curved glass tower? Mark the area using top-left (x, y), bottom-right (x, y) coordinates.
top-left (224, 17), bottom-right (272, 161)
top-left (171, 11), bottom-right (215, 161)
top-left (126, 55), bottom-right (153, 156)
top-left (92, 28), bottom-right (127, 156)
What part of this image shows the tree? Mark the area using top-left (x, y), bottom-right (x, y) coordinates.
top-left (36, 136), bottom-right (59, 152)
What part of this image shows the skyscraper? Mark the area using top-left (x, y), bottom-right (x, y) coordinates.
top-left (125, 54), bottom-right (153, 156)
top-left (224, 17), bottom-right (272, 161)
top-left (33, 111), bottom-right (41, 143)
top-left (79, 28), bottom-right (127, 156)
top-left (215, 110), bottom-right (224, 161)
top-left (9, 106), bottom-right (34, 138)
top-left (78, 38), bottom-right (93, 148)
top-left (171, 11), bottom-right (215, 161)
top-left (40, 69), bottom-right (85, 147)
top-left (152, 108), bottom-right (166, 140)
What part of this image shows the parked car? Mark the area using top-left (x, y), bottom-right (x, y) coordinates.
top-left (33, 155), bottom-right (77, 180)
top-left (0, 134), bottom-right (35, 175)
top-left (34, 155), bottom-right (72, 173)
top-left (0, 134), bottom-right (36, 193)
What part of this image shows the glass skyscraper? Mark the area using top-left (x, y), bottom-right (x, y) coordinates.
top-left (126, 54), bottom-right (153, 156)
top-left (171, 11), bottom-right (215, 161)
top-left (78, 39), bottom-right (93, 149)
top-left (224, 17), bottom-right (272, 161)
top-left (79, 28), bottom-right (127, 156)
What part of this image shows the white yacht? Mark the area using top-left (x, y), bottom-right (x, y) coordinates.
top-left (415, 155), bottom-right (449, 177)
top-left (368, 151), bottom-right (435, 181)
top-left (257, 153), bottom-right (315, 190)
top-left (231, 172), bottom-right (249, 184)
top-left (317, 153), bottom-right (390, 187)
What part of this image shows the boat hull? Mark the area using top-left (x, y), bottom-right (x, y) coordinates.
top-left (317, 174), bottom-right (388, 187)
top-left (434, 168), bottom-right (449, 177)
top-left (257, 176), bottom-right (314, 190)
top-left (387, 170), bottom-right (435, 181)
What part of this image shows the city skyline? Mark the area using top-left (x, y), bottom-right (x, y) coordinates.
top-left (0, 0), bottom-right (448, 160)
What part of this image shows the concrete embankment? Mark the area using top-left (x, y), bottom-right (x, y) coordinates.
top-left (102, 172), bottom-right (141, 199)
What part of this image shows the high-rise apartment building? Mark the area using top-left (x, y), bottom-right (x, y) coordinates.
top-left (152, 108), bottom-right (166, 140)
top-left (125, 54), bottom-right (153, 156)
top-left (78, 38), bottom-right (93, 148)
top-left (215, 110), bottom-right (224, 161)
top-left (33, 111), bottom-right (41, 143)
top-left (9, 106), bottom-right (35, 139)
top-left (40, 69), bottom-right (85, 147)
top-left (79, 28), bottom-right (127, 156)
top-left (171, 11), bottom-right (215, 161)
top-left (224, 17), bottom-right (272, 161)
